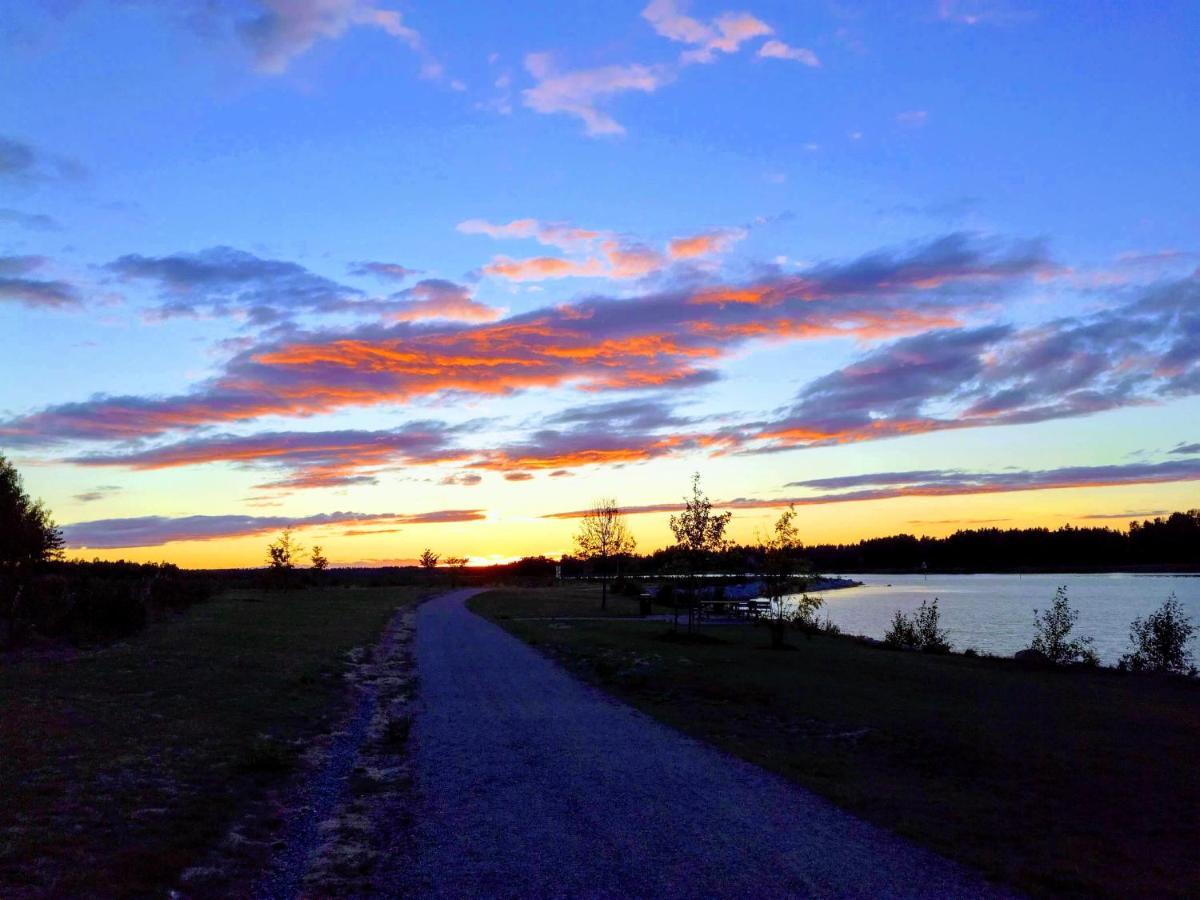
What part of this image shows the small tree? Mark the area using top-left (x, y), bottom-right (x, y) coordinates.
top-left (1, 455), bottom-right (63, 644)
top-left (758, 506), bottom-right (816, 648)
top-left (310, 545), bottom-right (329, 572)
top-left (419, 548), bottom-right (440, 570)
top-left (575, 499), bottom-right (636, 610)
top-left (669, 474), bottom-right (731, 631)
top-left (1030, 586), bottom-right (1098, 665)
top-left (884, 599), bottom-right (951, 653)
top-left (267, 529), bottom-right (302, 589)
top-left (1121, 594), bottom-right (1196, 675)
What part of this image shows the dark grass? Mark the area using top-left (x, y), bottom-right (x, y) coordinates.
top-left (0, 585), bottom-right (425, 897)
top-left (471, 587), bottom-right (1200, 899)
top-left (469, 582), bottom-right (648, 619)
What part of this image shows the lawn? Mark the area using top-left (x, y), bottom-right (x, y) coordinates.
top-left (0, 585), bottom-right (426, 897)
top-left (469, 581), bottom-right (646, 619)
top-left (471, 586), bottom-right (1200, 899)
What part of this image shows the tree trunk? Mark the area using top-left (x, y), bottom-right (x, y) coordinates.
top-left (601, 574), bottom-right (607, 610)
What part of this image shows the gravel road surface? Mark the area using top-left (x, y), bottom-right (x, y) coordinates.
top-left (409, 590), bottom-right (1011, 898)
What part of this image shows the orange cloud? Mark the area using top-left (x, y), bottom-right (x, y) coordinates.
top-left (667, 229), bottom-right (743, 259)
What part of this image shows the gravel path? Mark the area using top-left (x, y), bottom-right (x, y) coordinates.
top-left (409, 590), bottom-right (1012, 899)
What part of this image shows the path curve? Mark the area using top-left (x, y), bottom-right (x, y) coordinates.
top-left (410, 589), bottom-right (1011, 899)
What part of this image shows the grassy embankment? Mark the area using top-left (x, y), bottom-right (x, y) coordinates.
top-left (0, 585), bottom-right (425, 897)
top-left (471, 584), bottom-right (1200, 899)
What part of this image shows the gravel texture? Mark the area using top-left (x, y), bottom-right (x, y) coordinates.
top-left (409, 589), bottom-right (1013, 899)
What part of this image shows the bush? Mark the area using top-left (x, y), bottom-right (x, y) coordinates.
top-left (786, 593), bottom-right (824, 631)
top-left (884, 599), bottom-right (951, 653)
top-left (884, 609), bottom-right (919, 648)
top-left (1120, 594), bottom-right (1196, 675)
top-left (1030, 586), bottom-right (1099, 666)
top-left (4, 561), bottom-right (214, 647)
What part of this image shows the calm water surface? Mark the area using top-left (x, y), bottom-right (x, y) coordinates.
top-left (795, 573), bottom-right (1200, 665)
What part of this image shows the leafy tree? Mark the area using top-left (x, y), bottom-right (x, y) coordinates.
top-left (574, 498), bottom-right (636, 610)
top-left (1, 455), bottom-right (63, 643)
top-left (1030, 586), bottom-right (1098, 665)
top-left (669, 474), bottom-right (731, 631)
top-left (758, 506), bottom-right (816, 648)
top-left (267, 529), bottom-right (302, 589)
top-left (1121, 594), bottom-right (1196, 675)
top-left (419, 548), bottom-right (440, 570)
top-left (310, 545), bottom-right (329, 571)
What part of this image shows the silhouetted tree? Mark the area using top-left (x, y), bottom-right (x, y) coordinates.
top-left (1030, 586), bottom-right (1098, 665)
top-left (419, 548), bottom-right (440, 570)
top-left (669, 473), bottom-right (731, 632)
top-left (267, 529), bottom-right (302, 589)
top-left (575, 498), bottom-right (636, 610)
top-left (1, 455), bottom-right (63, 644)
top-left (758, 506), bottom-right (817, 648)
top-left (310, 545), bottom-right (329, 572)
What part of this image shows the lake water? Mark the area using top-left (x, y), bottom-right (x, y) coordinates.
top-left (794, 573), bottom-right (1200, 665)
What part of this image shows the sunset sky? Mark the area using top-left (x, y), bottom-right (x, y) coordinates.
top-left (2, 0), bottom-right (1198, 567)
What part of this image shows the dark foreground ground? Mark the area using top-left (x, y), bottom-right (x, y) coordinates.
top-left (0, 585), bottom-right (425, 896)
top-left (472, 585), bottom-right (1200, 899)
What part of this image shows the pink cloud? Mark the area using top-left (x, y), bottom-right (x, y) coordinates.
top-left (757, 40), bottom-right (820, 67)
top-left (522, 55), bottom-right (672, 136)
top-left (643, 1), bottom-right (772, 65)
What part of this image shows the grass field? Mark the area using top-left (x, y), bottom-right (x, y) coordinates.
top-left (472, 586), bottom-right (1200, 899)
top-left (469, 582), bottom-right (647, 619)
top-left (0, 585), bottom-right (425, 897)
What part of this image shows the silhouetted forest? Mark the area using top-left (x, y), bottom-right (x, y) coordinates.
top-left (799, 511), bottom-right (1200, 573)
top-left (560, 510), bottom-right (1200, 576)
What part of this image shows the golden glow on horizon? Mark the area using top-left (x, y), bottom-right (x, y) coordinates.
top-left (64, 482), bottom-right (1198, 569)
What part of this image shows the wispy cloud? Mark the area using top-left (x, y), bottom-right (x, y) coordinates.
top-left (69, 421), bottom-right (478, 491)
top-left (0, 135), bottom-right (87, 184)
top-left (234, 0), bottom-right (437, 76)
top-left (107, 247), bottom-right (497, 325)
top-left (757, 40), bottom-right (820, 67)
top-left (547, 458), bottom-right (1200, 519)
top-left (61, 508), bottom-right (486, 549)
top-left (522, 54), bottom-right (673, 136)
top-left (0, 255), bottom-right (79, 309)
top-left (936, 0), bottom-right (1036, 26)
top-left (464, 217), bottom-right (742, 281)
top-left (348, 261), bottom-right (421, 281)
top-left (642, 0), bottom-right (772, 65)
top-left (0, 208), bottom-right (61, 231)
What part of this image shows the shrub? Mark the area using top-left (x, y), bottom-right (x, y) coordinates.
top-left (786, 593), bottom-right (824, 631)
top-left (1030, 586), bottom-right (1099, 666)
top-left (817, 614), bottom-right (840, 635)
top-left (1121, 594), bottom-right (1196, 675)
top-left (884, 599), bottom-right (951, 653)
top-left (884, 609), bottom-right (919, 648)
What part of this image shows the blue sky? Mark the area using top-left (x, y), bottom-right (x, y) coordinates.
top-left (2, 1), bottom-right (1198, 565)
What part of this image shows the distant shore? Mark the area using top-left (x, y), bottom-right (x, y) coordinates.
top-left (819, 566), bottom-right (1200, 576)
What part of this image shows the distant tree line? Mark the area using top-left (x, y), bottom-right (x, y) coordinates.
top-left (562, 511), bottom-right (1200, 576)
top-left (798, 513), bottom-right (1200, 572)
